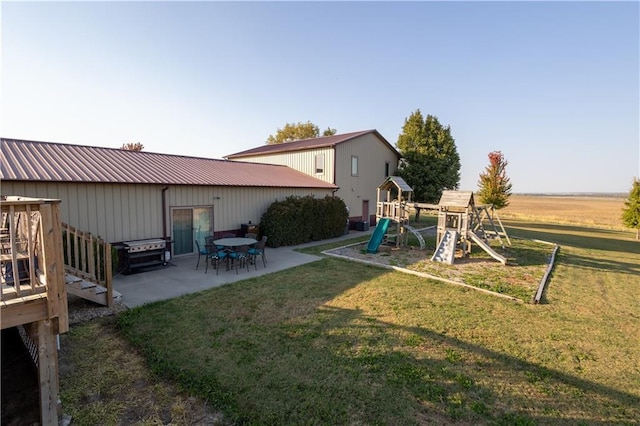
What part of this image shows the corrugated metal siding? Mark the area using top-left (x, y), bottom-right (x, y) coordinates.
top-left (227, 133), bottom-right (400, 221)
top-left (1, 181), bottom-right (163, 242)
top-left (1, 138), bottom-right (336, 189)
top-left (232, 147), bottom-right (335, 184)
top-left (1, 181), bottom-right (333, 244)
top-left (334, 133), bottom-right (400, 220)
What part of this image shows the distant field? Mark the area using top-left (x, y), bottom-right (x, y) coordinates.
top-left (500, 195), bottom-right (627, 230)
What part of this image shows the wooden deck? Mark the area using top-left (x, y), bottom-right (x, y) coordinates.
top-left (1, 196), bottom-right (68, 425)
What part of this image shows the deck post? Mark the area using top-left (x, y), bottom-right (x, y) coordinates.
top-left (36, 318), bottom-right (60, 425)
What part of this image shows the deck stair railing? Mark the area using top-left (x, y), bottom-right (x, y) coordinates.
top-left (61, 222), bottom-right (114, 308)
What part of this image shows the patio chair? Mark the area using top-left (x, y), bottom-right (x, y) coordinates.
top-left (248, 236), bottom-right (267, 269)
top-left (205, 244), bottom-right (228, 275)
top-left (227, 245), bottom-right (250, 274)
top-left (194, 240), bottom-right (208, 270)
top-left (205, 235), bottom-right (225, 251)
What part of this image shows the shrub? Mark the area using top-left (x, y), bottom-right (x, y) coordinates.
top-left (260, 195), bottom-right (348, 247)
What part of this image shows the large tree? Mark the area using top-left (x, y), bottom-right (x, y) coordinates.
top-left (396, 109), bottom-right (461, 203)
top-left (477, 151), bottom-right (513, 209)
top-left (266, 121), bottom-right (336, 145)
top-left (622, 177), bottom-right (640, 240)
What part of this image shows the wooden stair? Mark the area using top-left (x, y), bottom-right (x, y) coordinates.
top-left (65, 273), bottom-right (121, 306)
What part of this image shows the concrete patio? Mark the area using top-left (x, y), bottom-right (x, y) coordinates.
top-left (113, 231), bottom-right (371, 307)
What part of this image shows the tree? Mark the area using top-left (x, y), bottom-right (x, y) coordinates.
top-left (396, 109), bottom-right (461, 203)
top-left (477, 151), bottom-right (513, 209)
top-left (266, 121), bottom-right (336, 144)
top-left (622, 177), bottom-right (640, 240)
top-left (121, 142), bottom-right (144, 151)
top-left (322, 127), bottom-right (337, 137)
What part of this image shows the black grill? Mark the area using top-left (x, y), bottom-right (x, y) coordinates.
top-left (122, 239), bottom-right (167, 273)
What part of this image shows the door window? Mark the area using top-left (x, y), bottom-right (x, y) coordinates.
top-left (172, 207), bottom-right (212, 256)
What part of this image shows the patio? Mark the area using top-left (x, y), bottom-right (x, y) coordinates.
top-left (112, 231), bottom-right (370, 308)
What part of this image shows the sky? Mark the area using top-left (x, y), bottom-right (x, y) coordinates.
top-left (1, 1), bottom-right (638, 194)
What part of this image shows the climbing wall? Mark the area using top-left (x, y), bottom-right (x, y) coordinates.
top-left (430, 230), bottom-right (458, 264)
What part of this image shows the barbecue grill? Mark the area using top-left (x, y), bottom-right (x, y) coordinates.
top-left (122, 238), bottom-right (167, 273)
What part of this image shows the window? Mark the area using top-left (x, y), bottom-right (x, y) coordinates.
top-left (385, 161), bottom-right (390, 177)
top-left (315, 154), bottom-right (324, 174)
top-left (351, 155), bottom-right (358, 176)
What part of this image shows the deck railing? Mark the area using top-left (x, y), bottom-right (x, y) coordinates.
top-left (61, 222), bottom-right (113, 308)
top-left (1, 196), bottom-right (68, 426)
top-left (1, 196), bottom-right (68, 331)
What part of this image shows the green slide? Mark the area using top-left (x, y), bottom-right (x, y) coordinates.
top-left (366, 218), bottom-right (391, 253)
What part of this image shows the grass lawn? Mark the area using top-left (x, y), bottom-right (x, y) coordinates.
top-left (59, 197), bottom-right (639, 425)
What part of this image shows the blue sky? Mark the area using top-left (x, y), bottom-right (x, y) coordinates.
top-left (2, 1), bottom-right (638, 194)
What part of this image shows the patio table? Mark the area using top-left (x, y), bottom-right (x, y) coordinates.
top-left (213, 237), bottom-right (257, 272)
top-left (213, 237), bottom-right (257, 248)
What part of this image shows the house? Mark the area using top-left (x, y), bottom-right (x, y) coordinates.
top-left (0, 138), bottom-right (336, 257)
top-left (225, 130), bottom-right (401, 227)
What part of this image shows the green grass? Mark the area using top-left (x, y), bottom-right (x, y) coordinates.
top-left (112, 219), bottom-right (640, 425)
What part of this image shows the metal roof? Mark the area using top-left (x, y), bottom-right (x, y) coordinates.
top-left (378, 176), bottom-right (413, 193)
top-left (225, 129), bottom-right (401, 159)
top-left (0, 138), bottom-right (337, 189)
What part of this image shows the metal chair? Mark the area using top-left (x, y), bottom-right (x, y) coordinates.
top-left (227, 245), bottom-right (250, 274)
top-left (205, 244), bottom-right (228, 275)
top-left (194, 240), bottom-right (208, 270)
top-left (206, 235), bottom-right (225, 251)
top-left (248, 236), bottom-right (267, 269)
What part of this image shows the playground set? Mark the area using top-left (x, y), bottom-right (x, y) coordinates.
top-left (365, 179), bottom-right (510, 265)
top-left (430, 191), bottom-right (510, 265)
top-left (365, 176), bottom-right (425, 253)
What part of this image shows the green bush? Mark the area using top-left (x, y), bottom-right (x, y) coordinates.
top-left (260, 195), bottom-right (348, 247)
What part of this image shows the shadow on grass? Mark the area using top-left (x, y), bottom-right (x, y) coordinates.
top-left (504, 220), bottom-right (639, 254)
top-left (558, 251), bottom-right (640, 278)
top-left (300, 305), bottom-right (640, 424)
top-left (118, 258), bottom-right (639, 424)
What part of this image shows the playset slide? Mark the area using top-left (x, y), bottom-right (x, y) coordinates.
top-left (468, 231), bottom-right (507, 265)
top-left (366, 218), bottom-right (391, 253)
top-left (404, 225), bottom-right (426, 250)
top-left (431, 230), bottom-right (458, 264)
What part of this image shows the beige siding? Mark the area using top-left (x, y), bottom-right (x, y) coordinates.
top-left (334, 133), bottom-right (400, 222)
top-left (1, 182), bottom-right (164, 242)
top-left (1, 181), bottom-right (332, 244)
top-left (232, 147), bottom-right (335, 184)
top-left (228, 135), bottom-right (400, 222)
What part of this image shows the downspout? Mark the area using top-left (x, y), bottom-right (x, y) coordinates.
top-left (332, 146), bottom-right (337, 190)
top-left (161, 186), bottom-right (169, 241)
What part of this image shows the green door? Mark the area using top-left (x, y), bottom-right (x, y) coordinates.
top-left (172, 208), bottom-right (193, 256)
